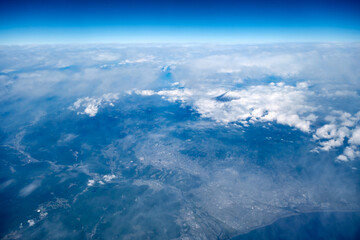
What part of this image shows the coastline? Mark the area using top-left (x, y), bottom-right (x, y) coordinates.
top-left (231, 209), bottom-right (360, 239)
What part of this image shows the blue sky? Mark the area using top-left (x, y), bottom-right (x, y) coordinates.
top-left (0, 0), bottom-right (360, 43)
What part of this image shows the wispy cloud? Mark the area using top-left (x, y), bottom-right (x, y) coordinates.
top-left (19, 180), bottom-right (42, 197)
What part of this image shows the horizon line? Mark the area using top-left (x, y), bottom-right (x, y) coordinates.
top-left (1, 40), bottom-right (360, 46)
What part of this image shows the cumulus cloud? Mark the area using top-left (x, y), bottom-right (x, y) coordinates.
top-left (132, 82), bottom-right (316, 132)
top-left (86, 175), bottom-right (116, 187)
top-left (103, 174), bottom-right (116, 182)
top-left (87, 179), bottom-right (95, 187)
top-left (27, 219), bottom-right (35, 227)
top-left (314, 111), bottom-right (360, 161)
top-left (69, 93), bottom-right (119, 117)
top-left (349, 127), bottom-right (360, 145)
top-left (314, 124), bottom-right (350, 151)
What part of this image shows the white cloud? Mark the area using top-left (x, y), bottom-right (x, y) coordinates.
top-left (337, 155), bottom-right (349, 162)
top-left (57, 133), bottom-right (78, 145)
top-left (133, 82), bottom-right (316, 132)
top-left (337, 146), bottom-right (360, 162)
top-left (315, 124), bottom-right (338, 139)
top-left (177, 52), bottom-right (303, 82)
top-left (128, 89), bottom-right (156, 96)
top-left (103, 174), bottom-right (116, 182)
top-left (27, 219), bottom-right (35, 227)
top-left (87, 179), bottom-right (95, 187)
top-left (314, 111), bottom-right (360, 160)
top-left (118, 56), bottom-right (154, 65)
top-left (333, 90), bottom-right (358, 97)
top-left (0, 179), bottom-right (14, 190)
top-left (349, 127), bottom-right (360, 145)
top-left (19, 180), bottom-right (41, 197)
top-left (1, 69), bottom-right (15, 74)
top-left (86, 175), bottom-right (116, 187)
top-left (344, 146), bottom-right (360, 160)
top-left (314, 125), bottom-right (350, 151)
top-left (69, 93), bottom-right (119, 117)
top-left (93, 53), bottom-right (120, 61)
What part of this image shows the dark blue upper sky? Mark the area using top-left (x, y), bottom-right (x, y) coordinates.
top-left (1, 0), bottom-right (360, 43)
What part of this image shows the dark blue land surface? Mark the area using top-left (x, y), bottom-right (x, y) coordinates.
top-left (234, 212), bottom-right (360, 240)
